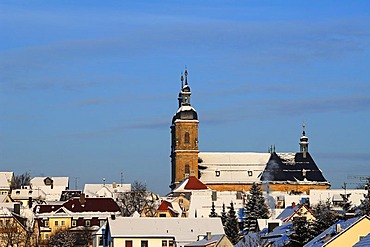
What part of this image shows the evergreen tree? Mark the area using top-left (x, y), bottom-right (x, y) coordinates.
top-left (209, 201), bottom-right (218, 217)
top-left (224, 202), bottom-right (240, 245)
top-left (288, 214), bottom-right (314, 246)
top-left (243, 183), bottom-right (270, 233)
top-left (220, 203), bottom-right (227, 226)
top-left (357, 178), bottom-right (370, 216)
top-left (311, 199), bottom-right (340, 236)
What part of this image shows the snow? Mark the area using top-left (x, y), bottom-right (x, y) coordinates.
top-left (277, 153), bottom-right (296, 165)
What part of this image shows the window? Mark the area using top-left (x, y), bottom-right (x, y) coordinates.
top-left (162, 240), bottom-right (167, 247)
top-left (125, 240), bottom-right (133, 247)
top-left (184, 132), bottom-right (190, 144)
top-left (72, 220), bottom-right (77, 227)
top-left (141, 240), bottom-right (148, 247)
top-left (159, 213), bottom-right (166, 217)
top-left (45, 220), bottom-right (49, 227)
top-left (169, 240), bottom-right (174, 247)
top-left (0, 220), bottom-right (3, 226)
top-left (54, 221), bottom-right (58, 226)
top-left (248, 171), bottom-right (253, 176)
top-left (99, 236), bottom-right (103, 246)
top-left (45, 234), bottom-right (49, 239)
top-left (29, 190), bottom-right (33, 194)
top-left (185, 164), bottom-right (190, 177)
top-left (85, 220), bottom-right (90, 227)
top-left (215, 170), bottom-right (220, 177)
top-left (61, 221), bottom-right (65, 226)
top-left (99, 220), bottom-right (105, 226)
top-left (16, 191), bottom-right (20, 194)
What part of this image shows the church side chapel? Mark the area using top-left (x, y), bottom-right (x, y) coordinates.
top-left (170, 70), bottom-right (330, 194)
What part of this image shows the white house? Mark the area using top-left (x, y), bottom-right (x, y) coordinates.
top-left (103, 217), bottom-right (224, 247)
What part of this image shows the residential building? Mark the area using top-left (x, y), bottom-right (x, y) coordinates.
top-left (104, 217), bottom-right (225, 247)
top-left (304, 215), bottom-right (370, 247)
top-left (83, 182), bottom-right (131, 200)
top-left (34, 195), bottom-right (120, 245)
top-left (30, 176), bottom-right (69, 201)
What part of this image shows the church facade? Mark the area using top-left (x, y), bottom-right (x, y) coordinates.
top-left (170, 70), bottom-right (330, 194)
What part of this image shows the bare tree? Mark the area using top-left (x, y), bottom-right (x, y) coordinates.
top-left (48, 229), bottom-right (76, 247)
top-left (118, 181), bottom-right (155, 216)
top-left (11, 172), bottom-right (31, 190)
top-left (0, 218), bottom-right (32, 247)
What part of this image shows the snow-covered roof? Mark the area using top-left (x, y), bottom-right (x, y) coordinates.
top-left (107, 217), bottom-right (224, 245)
top-left (11, 188), bottom-right (47, 200)
top-left (304, 216), bottom-right (370, 247)
top-left (0, 172), bottom-right (13, 183)
top-left (31, 176), bottom-right (69, 188)
top-left (83, 183), bottom-right (131, 198)
top-left (0, 173), bottom-right (10, 190)
top-left (185, 234), bottom-right (224, 246)
top-left (353, 233), bottom-right (370, 247)
top-left (199, 152), bottom-right (270, 184)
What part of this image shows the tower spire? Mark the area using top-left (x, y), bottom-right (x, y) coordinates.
top-left (300, 124), bottom-right (309, 157)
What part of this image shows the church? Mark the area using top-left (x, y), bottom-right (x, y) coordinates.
top-left (170, 70), bottom-right (330, 194)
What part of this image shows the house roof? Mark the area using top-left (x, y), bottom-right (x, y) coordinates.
top-left (304, 216), bottom-right (370, 247)
top-left (31, 177), bottom-right (69, 187)
top-left (198, 152), bottom-right (270, 184)
top-left (353, 233), bottom-right (370, 247)
top-left (0, 174), bottom-right (10, 190)
top-left (261, 152), bottom-right (329, 184)
top-left (185, 234), bottom-right (225, 246)
top-left (173, 177), bottom-right (209, 193)
top-left (83, 183), bottom-right (131, 198)
top-left (276, 204), bottom-right (300, 222)
top-left (34, 197), bottom-right (120, 214)
top-left (107, 217), bottom-right (224, 243)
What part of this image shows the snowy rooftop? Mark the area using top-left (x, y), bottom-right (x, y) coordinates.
top-left (107, 217), bottom-right (224, 244)
top-left (31, 176), bottom-right (69, 188)
top-left (199, 152), bottom-right (270, 165)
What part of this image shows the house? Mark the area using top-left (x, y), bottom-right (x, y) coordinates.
top-left (103, 217), bottom-right (225, 247)
top-left (0, 194), bottom-right (13, 203)
top-left (0, 203), bottom-right (39, 247)
top-left (310, 189), bottom-right (367, 209)
top-left (11, 188), bottom-right (46, 208)
top-left (0, 172), bottom-right (11, 195)
top-left (276, 203), bottom-right (315, 222)
top-left (185, 233), bottom-right (233, 247)
top-left (30, 176), bottom-right (69, 201)
top-left (34, 195), bottom-right (121, 245)
top-left (83, 182), bottom-right (131, 200)
top-left (155, 200), bottom-right (181, 217)
top-left (304, 215), bottom-right (370, 247)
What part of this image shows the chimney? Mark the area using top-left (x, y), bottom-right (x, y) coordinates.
top-left (14, 203), bottom-right (21, 215)
top-left (111, 214), bottom-right (116, 220)
top-left (28, 197), bottom-right (33, 209)
top-left (206, 232), bottom-right (211, 240)
top-left (112, 182), bottom-right (117, 188)
top-left (79, 193), bottom-right (86, 206)
top-left (336, 223), bottom-right (341, 233)
top-left (291, 202), bottom-right (296, 208)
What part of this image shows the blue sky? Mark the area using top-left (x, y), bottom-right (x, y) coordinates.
top-left (1, 1), bottom-right (370, 195)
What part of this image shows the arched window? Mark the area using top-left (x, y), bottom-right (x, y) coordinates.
top-left (185, 132), bottom-right (190, 144)
top-left (185, 164), bottom-right (190, 175)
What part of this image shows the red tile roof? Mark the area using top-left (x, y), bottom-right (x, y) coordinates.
top-left (184, 176), bottom-right (208, 190)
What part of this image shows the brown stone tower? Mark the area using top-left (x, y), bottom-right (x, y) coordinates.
top-left (170, 70), bottom-right (199, 189)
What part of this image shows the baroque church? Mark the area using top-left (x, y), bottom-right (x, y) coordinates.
top-left (170, 70), bottom-right (330, 194)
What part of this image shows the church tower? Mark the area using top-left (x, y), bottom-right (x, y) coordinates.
top-left (170, 70), bottom-right (199, 189)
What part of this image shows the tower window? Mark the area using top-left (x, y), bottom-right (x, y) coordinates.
top-left (185, 164), bottom-right (190, 177)
top-left (185, 132), bottom-right (190, 144)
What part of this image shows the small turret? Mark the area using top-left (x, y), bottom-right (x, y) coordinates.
top-left (300, 124), bottom-right (309, 158)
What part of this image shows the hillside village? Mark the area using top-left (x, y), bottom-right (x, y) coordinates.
top-left (1, 71), bottom-right (370, 247)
